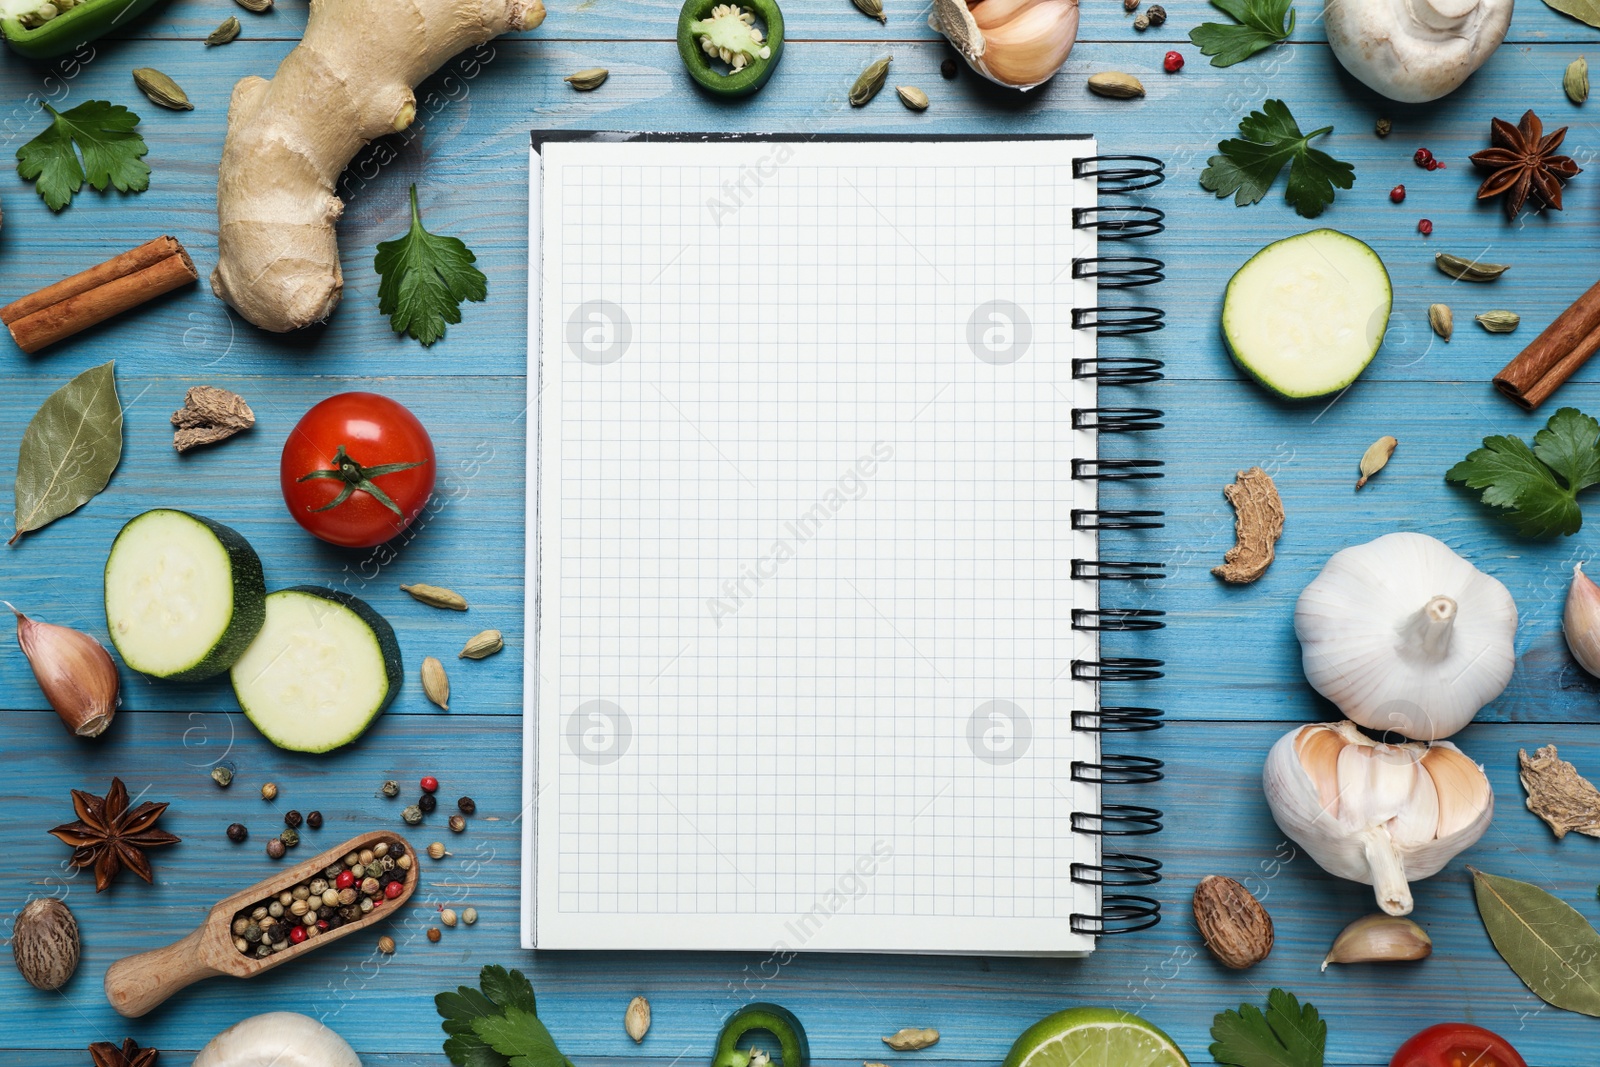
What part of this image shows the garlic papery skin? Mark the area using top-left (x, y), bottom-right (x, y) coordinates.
top-left (1323, 0), bottom-right (1511, 103)
top-left (929, 0), bottom-right (1079, 90)
top-left (7, 604), bottom-right (119, 738)
top-left (1563, 564), bottom-right (1600, 677)
top-left (1263, 721), bottom-right (1494, 916)
top-left (1294, 532), bottom-right (1517, 741)
top-left (1321, 913), bottom-right (1433, 971)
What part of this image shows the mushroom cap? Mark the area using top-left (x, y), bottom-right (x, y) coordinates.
top-left (193, 1012), bottom-right (362, 1067)
top-left (1323, 0), bottom-right (1512, 102)
top-left (1294, 532), bottom-right (1517, 741)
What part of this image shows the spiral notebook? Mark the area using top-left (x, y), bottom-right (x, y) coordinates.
top-left (521, 133), bottom-right (1166, 954)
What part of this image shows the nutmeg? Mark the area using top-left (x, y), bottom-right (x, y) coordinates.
top-left (12, 898), bottom-right (80, 990)
top-left (1192, 875), bottom-right (1273, 969)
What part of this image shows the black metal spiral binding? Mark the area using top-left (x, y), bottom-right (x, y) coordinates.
top-left (1072, 408), bottom-right (1165, 432)
top-left (1071, 257), bottom-right (1165, 289)
top-left (1071, 509), bottom-right (1165, 531)
top-left (1069, 155), bottom-right (1166, 940)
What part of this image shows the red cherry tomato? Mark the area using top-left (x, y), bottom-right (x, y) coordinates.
top-left (281, 393), bottom-right (436, 548)
top-left (1390, 1024), bottom-right (1527, 1067)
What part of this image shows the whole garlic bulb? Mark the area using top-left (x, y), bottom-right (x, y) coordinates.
top-left (1263, 721), bottom-right (1493, 916)
top-left (929, 0), bottom-right (1079, 90)
top-left (1295, 532), bottom-right (1516, 741)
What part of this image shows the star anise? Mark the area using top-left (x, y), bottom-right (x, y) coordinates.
top-left (1469, 109), bottom-right (1582, 220)
top-left (88, 1038), bottom-right (159, 1067)
top-left (49, 778), bottom-right (180, 893)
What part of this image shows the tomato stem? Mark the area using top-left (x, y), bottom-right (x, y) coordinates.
top-left (297, 444), bottom-right (426, 517)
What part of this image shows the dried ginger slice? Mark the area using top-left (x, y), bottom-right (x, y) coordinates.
top-left (1212, 466), bottom-right (1284, 584)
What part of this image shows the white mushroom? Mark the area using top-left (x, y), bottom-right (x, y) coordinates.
top-left (193, 1012), bottom-right (362, 1067)
top-left (1323, 0), bottom-right (1512, 102)
top-left (1294, 532), bottom-right (1517, 741)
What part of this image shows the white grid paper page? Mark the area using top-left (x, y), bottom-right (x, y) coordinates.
top-left (525, 137), bottom-right (1103, 954)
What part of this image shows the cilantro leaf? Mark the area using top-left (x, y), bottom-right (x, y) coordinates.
top-left (375, 183), bottom-right (488, 347)
top-left (1210, 988), bottom-right (1326, 1067)
top-left (1199, 99), bottom-right (1354, 218)
top-left (16, 100), bottom-right (150, 212)
top-left (1189, 0), bottom-right (1295, 67)
top-left (472, 1008), bottom-right (575, 1067)
top-left (1447, 407), bottom-right (1600, 537)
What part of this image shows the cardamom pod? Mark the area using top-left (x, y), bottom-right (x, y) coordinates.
top-left (850, 55), bottom-right (891, 107)
top-left (1356, 435), bottom-right (1397, 490)
top-left (1568, 56), bottom-right (1589, 105)
top-left (206, 15), bottom-right (240, 45)
top-left (234, 0), bottom-right (272, 11)
top-left (883, 1028), bottom-right (939, 1051)
top-left (1435, 252), bottom-right (1509, 282)
top-left (132, 68), bottom-right (193, 111)
top-left (1476, 310), bottom-right (1521, 333)
top-left (564, 68), bottom-right (609, 91)
top-left (459, 629), bottom-right (504, 659)
top-left (1428, 303), bottom-right (1453, 342)
top-left (852, 0), bottom-right (885, 22)
top-left (1086, 71), bottom-right (1145, 99)
top-left (422, 656), bottom-right (450, 710)
top-left (895, 85), bottom-right (929, 111)
top-left (400, 583), bottom-right (469, 611)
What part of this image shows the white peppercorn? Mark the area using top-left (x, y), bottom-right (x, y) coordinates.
top-left (462, 907), bottom-right (478, 925)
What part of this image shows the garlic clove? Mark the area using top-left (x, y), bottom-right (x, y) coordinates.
top-left (1421, 743), bottom-right (1495, 839)
top-left (1295, 722), bottom-right (1346, 814)
top-left (8, 604), bottom-right (119, 738)
top-left (1563, 563), bottom-right (1600, 677)
top-left (969, 0), bottom-right (1051, 30)
top-left (974, 0), bottom-right (1079, 87)
top-left (1321, 913), bottom-right (1432, 971)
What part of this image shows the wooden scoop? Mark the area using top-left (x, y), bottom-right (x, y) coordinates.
top-left (104, 830), bottom-right (418, 1017)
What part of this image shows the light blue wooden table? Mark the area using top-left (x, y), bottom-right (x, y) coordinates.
top-left (2, 0), bottom-right (1599, 1062)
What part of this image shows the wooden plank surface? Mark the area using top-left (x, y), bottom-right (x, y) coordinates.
top-left (3, 0), bottom-right (1600, 1063)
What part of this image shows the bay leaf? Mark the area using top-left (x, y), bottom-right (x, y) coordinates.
top-left (1472, 867), bottom-right (1600, 1016)
top-left (10, 361), bottom-right (122, 545)
top-left (1544, 0), bottom-right (1600, 27)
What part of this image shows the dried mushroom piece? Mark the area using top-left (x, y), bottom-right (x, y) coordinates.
top-left (1212, 466), bottom-right (1284, 583)
top-left (172, 385), bottom-right (255, 453)
top-left (1519, 744), bottom-right (1600, 839)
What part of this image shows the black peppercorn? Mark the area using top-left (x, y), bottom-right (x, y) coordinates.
top-left (388, 842), bottom-right (406, 858)
top-left (940, 57), bottom-right (958, 79)
top-left (457, 797), bottom-right (476, 815)
top-left (318, 906), bottom-right (334, 920)
top-left (284, 809), bottom-right (303, 829)
top-left (1146, 3), bottom-right (1166, 24)
top-left (418, 793), bottom-right (437, 814)
top-left (227, 822), bottom-right (248, 843)
top-left (306, 810), bottom-right (323, 829)
top-left (267, 838), bottom-right (286, 860)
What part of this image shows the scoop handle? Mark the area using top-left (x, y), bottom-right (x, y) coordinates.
top-left (104, 926), bottom-right (221, 1017)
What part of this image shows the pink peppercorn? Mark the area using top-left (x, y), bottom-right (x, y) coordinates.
top-left (1418, 219), bottom-right (1433, 236)
top-left (336, 870), bottom-right (355, 890)
top-left (1390, 185), bottom-right (1405, 203)
top-left (1414, 147), bottom-right (1433, 166)
top-left (385, 881), bottom-right (404, 899)
top-left (289, 925), bottom-right (307, 944)
top-left (1163, 51), bottom-right (1183, 73)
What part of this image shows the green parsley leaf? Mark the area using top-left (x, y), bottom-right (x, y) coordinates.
top-left (1189, 0), bottom-right (1295, 66)
top-left (438, 984), bottom-right (507, 1067)
top-left (375, 183), bottom-right (488, 347)
top-left (16, 100), bottom-right (150, 212)
top-left (479, 965), bottom-right (539, 1015)
top-left (1447, 407), bottom-right (1600, 537)
top-left (472, 1008), bottom-right (574, 1067)
top-left (1210, 988), bottom-right (1326, 1067)
top-left (1199, 99), bottom-right (1354, 218)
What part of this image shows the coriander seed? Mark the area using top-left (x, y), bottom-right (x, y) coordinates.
top-left (449, 814), bottom-right (467, 833)
top-left (402, 805), bottom-right (423, 826)
top-left (261, 782), bottom-right (278, 801)
top-left (267, 838), bottom-right (286, 859)
top-left (428, 841), bottom-right (447, 859)
top-left (306, 810), bottom-right (323, 829)
top-left (284, 810), bottom-right (303, 829)
top-left (419, 793), bottom-right (437, 814)
top-left (280, 828), bottom-right (300, 848)
top-left (211, 764), bottom-right (234, 788)
top-left (463, 907), bottom-right (478, 925)
top-left (381, 780), bottom-right (400, 798)
top-left (441, 908), bottom-right (458, 927)
top-left (227, 822), bottom-right (248, 843)
top-left (457, 796), bottom-right (476, 815)
top-left (397, 853), bottom-right (414, 870)
top-left (378, 935), bottom-right (395, 954)
top-left (427, 927), bottom-right (442, 943)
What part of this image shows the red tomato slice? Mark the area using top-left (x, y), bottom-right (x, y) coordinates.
top-left (280, 392), bottom-right (436, 548)
top-left (1390, 1023), bottom-right (1527, 1067)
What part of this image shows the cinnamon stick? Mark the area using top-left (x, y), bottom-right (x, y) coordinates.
top-left (1493, 277), bottom-right (1600, 410)
top-left (1, 236), bottom-right (198, 354)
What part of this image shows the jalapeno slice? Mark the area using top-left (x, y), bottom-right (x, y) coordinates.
top-left (677, 0), bottom-right (784, 97)
top-left (712, 1002), bottom-right (809, 1067)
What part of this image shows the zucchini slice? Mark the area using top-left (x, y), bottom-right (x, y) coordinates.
top-left (231, 587), bottom-right (402, 753)
top-left (104, 509), bottom-right (266, 680)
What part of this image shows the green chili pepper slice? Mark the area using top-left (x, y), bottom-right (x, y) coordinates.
top-left (2, 0), bottom-right (170, 58)
top-left (677, 0), bottom-right (784, 97)
top-left (712, 1002), bottom-right (809, 1067)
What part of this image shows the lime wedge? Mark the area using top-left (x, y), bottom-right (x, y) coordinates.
top-left (1001, 1007), bottom-right (1190, 1067)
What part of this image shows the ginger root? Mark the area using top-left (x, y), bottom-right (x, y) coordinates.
top-left (1212, 466), bottom-right (1284, 584)
top-left (212, 0), bottom-right (545, 332)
